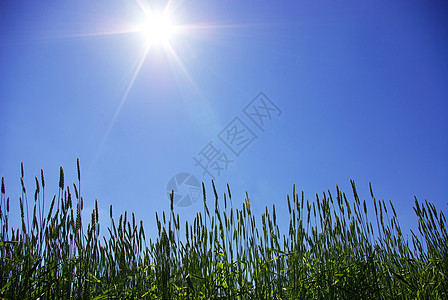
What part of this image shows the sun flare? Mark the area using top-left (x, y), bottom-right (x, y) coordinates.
top-left (85, 1), bottom-right (245, 162)
top-left (140, 12), bottom-right (176, 46)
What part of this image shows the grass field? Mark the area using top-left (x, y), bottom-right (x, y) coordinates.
top-left (1, 160), bottom-right (447, 299)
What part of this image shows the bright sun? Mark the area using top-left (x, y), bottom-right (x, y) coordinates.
top-left (140, 12), bottom-right (175, 46)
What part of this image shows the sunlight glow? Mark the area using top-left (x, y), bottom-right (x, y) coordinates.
top-left (140, 13), bottom-right (176, 46)
top-left (89, 0), bottom-right (254, 163)
top-left (44, 0), bottom-right (259, 169)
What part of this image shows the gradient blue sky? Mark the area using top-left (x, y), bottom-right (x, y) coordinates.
top-left (1, 0), bottom-right (447, 239)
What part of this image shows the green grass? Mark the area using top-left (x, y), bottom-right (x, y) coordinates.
top-left (1, 159), bottom-right (447, 299)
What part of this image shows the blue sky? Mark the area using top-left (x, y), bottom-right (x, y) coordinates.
top-left (1, 0), bottom-right (447, 239)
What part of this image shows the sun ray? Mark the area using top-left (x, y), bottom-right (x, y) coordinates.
top-left (92, 43), bottom-right (151, 166)
top-left (52, 28), bottom-right (140, 39)
top-left (48, 21), bottom-right (259, 43)
top-left (163, 43), bottom-right (200, 95)
top-left (89, 1), bottom-right (264, 166)
top-left (109, 45), bottom-right (151, 132)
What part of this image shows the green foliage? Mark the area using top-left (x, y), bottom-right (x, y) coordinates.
top-left (0, 161), bottom-right (447, 299)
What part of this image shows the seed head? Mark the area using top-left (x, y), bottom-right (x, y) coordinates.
top-left (59, 166), bottom-right (64, 190)
top-left (35, 176), bottom-right (40, 194)
top-left (77, 158), bottom-right (81, 182)
top-left (1, 177), bottom-right (5, 195)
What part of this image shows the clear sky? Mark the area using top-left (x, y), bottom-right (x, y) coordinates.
top-left (1, 0), bottom-right (447, 240)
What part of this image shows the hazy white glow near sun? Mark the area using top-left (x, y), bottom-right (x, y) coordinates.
top-left (91, 0), bottom-right (245, 162)
top-left (140, 13), bottom-right (175, 45)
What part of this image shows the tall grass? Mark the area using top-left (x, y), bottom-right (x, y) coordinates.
top-left (1, 160), bottom-right (447, 299)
